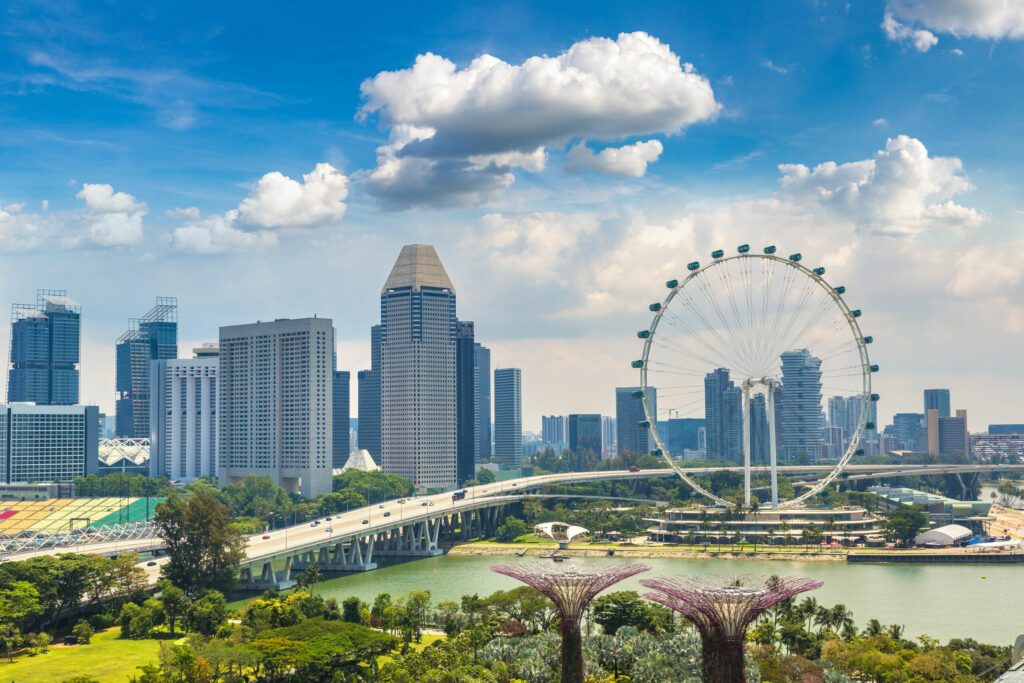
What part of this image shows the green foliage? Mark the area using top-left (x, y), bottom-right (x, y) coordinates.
top-left (155, 488), bottom-right (246, 596)
top-left (881, 504), bottom-right (929, 547)
top-left (73, 473), bottom-right (171, 498)
top-left (156, 579), bottom-right (190, 635)
top-left (592, 591), bottom-right (673, 635)
top-left (476, 468), bottom-right (497, 484)
top-left (184, 591), bottom-right (228, 636)
top-left (71, 620), bottom-right (95, 644)
top-left (249, 617), bottom-right (396, 681)
top-left (493, 515), bottom-right (529, 542)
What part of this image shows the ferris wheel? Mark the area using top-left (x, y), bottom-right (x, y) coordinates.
top-left (634, 245), bottom-right (877, 509)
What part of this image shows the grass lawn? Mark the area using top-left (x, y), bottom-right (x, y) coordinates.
top-left (0, 627), bottom-right (183, 683)
top-left (376, 632), bottom-right (446, 667)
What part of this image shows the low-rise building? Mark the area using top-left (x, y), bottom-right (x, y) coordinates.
top-left (648, 506), bottom-right (883, 546)
top-left (869, 485), bottom-right (991, 530)
top-left (0, 403), bottom-right (100, 483)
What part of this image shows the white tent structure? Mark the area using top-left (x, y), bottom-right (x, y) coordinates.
top-left (534, 521), bottom-right (590, 549)
top-left (338, 449), bottom-right (380, 473)
top-left (914, 524), bottom-right (973, 547)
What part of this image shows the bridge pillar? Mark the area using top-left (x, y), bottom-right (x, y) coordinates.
top-left (323, 535), bottom-right (377, 572)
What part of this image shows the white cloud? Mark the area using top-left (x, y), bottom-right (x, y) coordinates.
top-left (948, 244), bottom-right (1023, 296)
top-left (566, 140), bottom-right (664, 177)
top-left (166, 206), bottom-right (201, 220)
top-left (884, 1), bottom-right (1024, 49)
top-left (71, 183), bottom-right (147, 247)
top-left (358, 31), bottom-right (719, 207)
top-left (169, 163), bottom-right (349, 252)
top-left (778, 135), bottom-right (981, 236)
top-left (873, 118), bottom-right (888, 126)
top-left (237, 163), bottom-right (349, 228)
top-left (0, 206), bottom-right (50, 251)
top-left (760, 59), bottom-right (790, 74)
top-left (882, 13), bottom-right (939, 51)
top-left (170, 211), bottom-right (278, 254)
top-left (468, 212), bottom-right (601, 283)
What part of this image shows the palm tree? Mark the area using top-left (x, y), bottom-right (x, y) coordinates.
top-left (698, 509), bottom-right (710, 551)
top-left (750, 500), bottom-right (760, 552)
top-left (829, 604), bottom-right (854, 635)
top-left (887, 623), bottom-right (904, 641)
top-left (864, 618), bottom-right (884, 637)
top-left (295, 564), bottom-right (322, 594)
top-left (778, 520), bottom-right (790, 548)
top-left (799, 597), bottom-right (819, 631)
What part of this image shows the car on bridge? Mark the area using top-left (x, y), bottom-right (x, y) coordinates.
top-left (383, 511), bottom-right (391, 517)
top-left (262, 535), bottom-right (271, 540)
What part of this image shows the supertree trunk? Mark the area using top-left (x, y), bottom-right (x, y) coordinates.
top-left (559, 615), bottom-right (584, 683)
top-left (703, 634), bottom-right (746, 683)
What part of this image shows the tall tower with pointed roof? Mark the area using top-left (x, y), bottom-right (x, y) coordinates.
top-left (380, 245), bottom-right (458, 489)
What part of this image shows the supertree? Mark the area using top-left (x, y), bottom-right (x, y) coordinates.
top-left (641, 574), bottom-right (823, 683)
top-left (491, 561), bottom-right (649, 683)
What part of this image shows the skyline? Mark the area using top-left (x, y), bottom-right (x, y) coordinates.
top-left (2, 1), bottom-right (1023, 429)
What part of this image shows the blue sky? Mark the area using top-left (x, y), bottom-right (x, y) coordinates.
top-left (1, 0), bottom-right (1022, 429)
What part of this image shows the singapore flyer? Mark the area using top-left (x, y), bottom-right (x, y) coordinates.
top-left (634, 245), bottom-right (877, 509)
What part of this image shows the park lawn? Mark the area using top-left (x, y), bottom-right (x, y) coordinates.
top-left (376, 633), bottom-right (446, 667)
top-left (0, 627), bottom-right (184, 683)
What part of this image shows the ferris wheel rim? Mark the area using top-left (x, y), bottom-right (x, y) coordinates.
top-left (637, 250), bottom-right (873, 509)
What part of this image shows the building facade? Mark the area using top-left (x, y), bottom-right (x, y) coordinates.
top-left (456, 321), bottom-right (476, 484)
top-left (542, 415), bottom-right (566, 445)
top-left (473, 342), bottom-right (492, 462)
top-left (704, 368), bottom-right (741, 461)
top-left (893, 412), bottom-right (925, 451)
top-left (8, 290), bottom-right (80, 405)
top-left (493, 368), bottom-right (522, 469)
top-left (616, 386), bottom-right (656, 456)
top-left (380, 245), bottom-right (458, 490)
top-left (116, 298), bottom-right (178, 438)
top-left (218, 318), bottom-right (333, 498)
top-left (356, 325), bottom-right (382, 464)
top-left (567, 413), bottom-right (602, 454)
top-left (924, 389), bottom-right (951, 419)
top-left (778, 350), bottom-right (824, 461)
top-left (0, 403), bottom-right (99, 483)
top-left (333, 370), bottom-right (350, 469)
top-left (150, 345), bottom-right (218, 482)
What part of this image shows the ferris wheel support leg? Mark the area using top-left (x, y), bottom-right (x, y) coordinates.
top-left (767, 385), bottom-right (779, 507)
top-left (742, 385), bottom-right (752, 508)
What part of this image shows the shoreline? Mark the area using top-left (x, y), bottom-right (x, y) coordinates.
top-left (447, 543), bottom-right (848, 562)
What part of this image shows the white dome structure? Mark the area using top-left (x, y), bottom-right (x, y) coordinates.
top-left (535, 521), bottom-right (590, 549)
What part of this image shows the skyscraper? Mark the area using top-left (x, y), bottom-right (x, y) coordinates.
top-left (357, 325), bottom-right (382, 464)
top-left (333, 370), bottom-right (350, 469)
top-left (928, 408), bottom-right (969, 456)
top-left (150, 345), bottom-right (218, 482)
top-left (7, 290), bottom-right (80, 405)
top-left (660, 418), bottom-right (704, 456)
top-left (380, 245), bottom-right (458, 490)
top-left (542, 415), bottom-right (566, 444)
top-left (567, 414), bottom-right (602, 454)
top-left (116, 298), bottom-right (178, 438)
top-left (601, 416), bottom-right (617, 458)
top-left (473, 342), bottom-right (492, 462)
top-left (749, 393), bottom-right (771, 463)
top-left (493, 367), bottom-right (522, 469)
top-left (456, 321), bottom-right (476, 484)
top-left (218, 317), bottom-right (333, 498)
top-left (0, 403), bottom-right (99, 483)
top-left (704, 368), bottom-right (742, 461)
top-left (778, 350), bottom-right (824, 461)
top-left (893, 412), bottom-right (925, 451)
top-left (616, 387), bottom-right (656, 455)
top-left (923, 389), bottom-right (951, 419)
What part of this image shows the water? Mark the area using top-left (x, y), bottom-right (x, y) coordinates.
top-left (246, 554), bottom-right (1024, 645)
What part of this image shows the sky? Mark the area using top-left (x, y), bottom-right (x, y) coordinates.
top-left (1, 0), bottom-right (1023, 431)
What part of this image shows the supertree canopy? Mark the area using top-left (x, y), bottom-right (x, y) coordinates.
top-left (491, 561), bottom-right (649, 683)
top-left (641, 574), bottom-right (823, 683)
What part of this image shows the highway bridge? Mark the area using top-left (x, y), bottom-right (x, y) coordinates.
top-left (7, 463), bottom-right (1024, 588)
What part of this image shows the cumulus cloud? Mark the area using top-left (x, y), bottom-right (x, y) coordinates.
top-left (566, 140), bottom-right (664, 177)
top-left (468, 212), bottom-right (602, 282)
top-left (884, 1), bottom-right (1024, 50)
top-left (169, 163), bottom-right (349, 253)
top-left (358, 32), bottom-right (719, 207)
top-left (237, 163), bottom-right (349, 228)
top-left (948, 244), bottom-right (1023, 296)
top-left (70, 183), bottom-right (147, 247)
top-left (0, 205), bottom-right (51, 251)
top-left (778, 135), bottom-right (981, 236)
top-left (166, 206), bottom-right (201, 220)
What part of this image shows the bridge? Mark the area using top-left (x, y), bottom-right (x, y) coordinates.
top-left (7, 463), bottom-right (1024, 587)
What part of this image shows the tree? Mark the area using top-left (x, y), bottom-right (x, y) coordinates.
top-left (476, 468), bottom-right (497, 484)
top-left (71, 620), bottom-right (94, 645)
top-left (156, 489), bottom-right (246, 596)
top-left (882, 505), bottom-right (929, 547)
top-left (342, 596), bottom-right (363, 624)
top-left (0, 581), bottom-right (42, 634)
top-left (157, 580), bottom-right (190, 635)
top-left (295, 565), bottom-right (322, 595)
top-left (495, 516), bottom-right (530, 542)
top-left (592, 591), bottom-right (658, 635)
top-left (185, 591), bottom-right (228, 636)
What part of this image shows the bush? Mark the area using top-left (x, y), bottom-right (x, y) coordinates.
top-left (87, 612), bottom-right (116, 631)
top-left (71, 621), bottom-right (95, 645)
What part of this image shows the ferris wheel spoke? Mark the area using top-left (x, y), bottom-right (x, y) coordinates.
top-left (651, 322), bottom-right (738, 369)
top-left (776, 296), bottom-right (838, 360)
top-left (663, 306), bottom-right (746, 372)
top-left (695, 272), bottom-right (752, 372)
top-left (715, 265), bottom-right (758, 375)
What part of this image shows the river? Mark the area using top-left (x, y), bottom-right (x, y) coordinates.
top-left (249, 554), bottom-right (1024, 645)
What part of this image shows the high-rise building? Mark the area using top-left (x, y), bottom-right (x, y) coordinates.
top-left (827, 396), bottom-right (848, 437)
top-left (357, 325), bottom-right (382, 464)
top-left (893, 413), bottom-right (925, 451)
top-left (542, 415), bottom-right (566, 444)
top-left (116, 298), bottom-right (178, 438)
top-left (926, 408), bottom-right (969, 457)
top-left (456, 321), bottom-right (477, 484)
top-left (616, 387), bottom-right (656, 456)
top-left (660, 418), bottom-right (704, 457)
top-left (0, 403), bottom-right (99, 483)
top-left (218, 317), bottom-right (333, 498)
top-left (7, 290), bottom-right (80, 405)
top-left (704, 368), bottom-right (741, 461)
top-left (473, 342), bottom-right (492, 462)
top-left (923, 389), bottom-right (951, 419)
top-left (567, 414), bottom-right (602, 454)
top-left (150, 345), bottom-right (218, 482)
top-left (778, 350), bottom-right (824, 461)
top-left (989, 424), bottom-right (1024, 435)
top-left (380, 245), bottom-right (458, 490)
top-left (749, 393), bottom-right (771, 463)
top-left (333, 370), bottom-right (350, 469)
top-left (601, 416), bottom-right (617, 458)
top-left (493, 368), bottom-right (522, 469)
